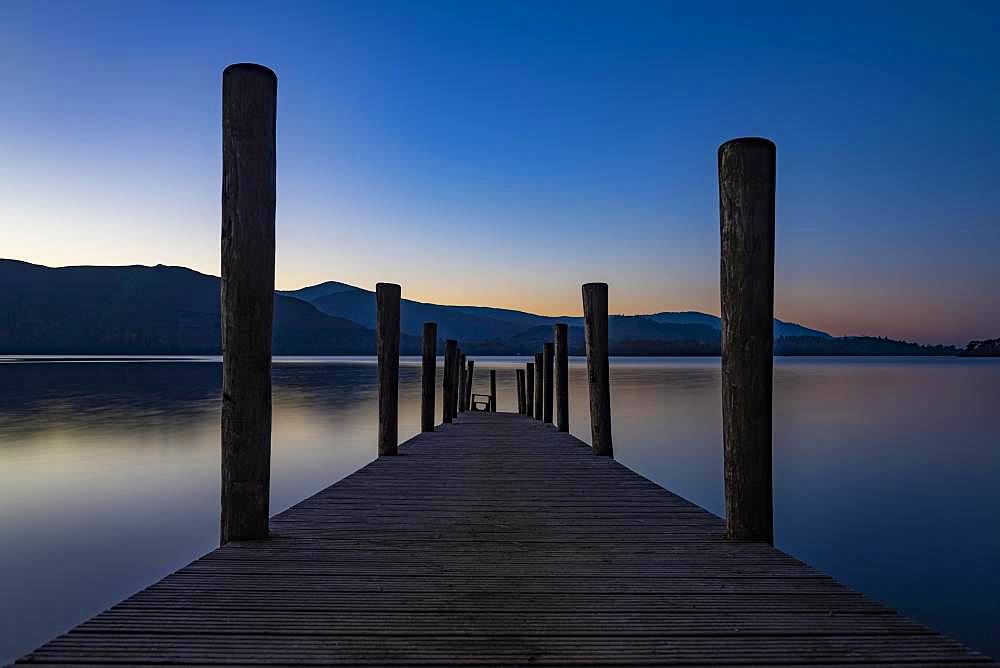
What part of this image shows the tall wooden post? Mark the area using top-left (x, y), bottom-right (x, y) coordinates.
top-left (421, 322), bottom-right (437, 432)
top-left (489, 369), bottom-right (497, 412)
top-left (582, 283), bottom-right (612, 457)
top-left (525, 362), bottom-right (535, 419)
top-left (376, 283), bottom-right (401, 456)
top-left (221, 63), bottom-right (277, 544)
top-left (516, 369), bottom-right (526, 414)
top-left (465, 359), bottom-right (475, 410)
top-left (443, 339), bottom-right (457, 423)
top-left (719, 137), bottom-right (776, 544)
top-left (554, 323), bottom-right (569, 432)
top-left (533, 352), bottom-right (544, 420)
top-left (542, 342), bottom-right (554, 423)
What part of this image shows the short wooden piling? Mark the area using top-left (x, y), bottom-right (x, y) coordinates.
top-left (376, 283), bottom-right (401, 456)
top-left (515, 369), bottom-right (526, 414)
top-left (542, 342), bottom-right (554, 423)
top-left (525, 362), bottom-right (535, 419)
top-left (719, 137), bottom-right (776, 544)
top-left (489, 369), bottom-right (497, 412)
top-left (220, 63), bottom-right (277, 544)
top-left (442, 340), bottom-right (457, 423)
top-left (458, 354), bottom-right (468, 413)
top-left (465, 359), bottom-right (475, 411)
top-left (420, 322), bottom-right (437, 432)
top-left (554, 323), bottom-right (569, 432)
top-left (582, 282), bottom-right (612, 457)
top-left (455, 348), bottom-right (465, 415)
top-left (533, 352), bottom-right (544, 420)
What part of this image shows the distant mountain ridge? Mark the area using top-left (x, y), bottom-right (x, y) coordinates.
top-left (0, 259), bottom-right (416, 355)
top-left (282, 279), bottom-right (832, 344)
top-left (0, 259), bottom-right (965, 356)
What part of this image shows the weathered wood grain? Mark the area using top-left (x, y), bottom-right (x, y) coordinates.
top-left (582, 282), bottom-right (613, 457)
top-left (533, 351), bottom-right (543, 420)
top-left (16, 412), bottom-right (992, 666)
top-left (420, 322), bottom-right (437, 432)
top-left (220, 63), bottom-right (277, 544)
top-left (543, 341), bottom-right (554, 423)
top-left (442, 339), bottom-right (457, 423)
top-left (525, 362), bottom-right (535, 419)
top-left (719, 137), bottom-right (775, 543)
top-left (376, 283), bottom-right (401, 456)
top-left (555, 322), bottom-right (569, 431)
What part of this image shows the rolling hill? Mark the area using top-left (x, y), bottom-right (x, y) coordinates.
top-left (0, 260), bottom-right (415, 355)
top-left (0, 260), bottom-right (961, 356)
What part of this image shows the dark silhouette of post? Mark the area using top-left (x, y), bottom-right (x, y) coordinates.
top-left (420, 323), bottom-right (437, 432)
top-left (452, 348), bottom-right (465, 417)
top-left (220, 63), bottom-right (277, 544)
top-left (465, 359), bottom-right (475, 410)
top-left (376, 283), bottom-right (401, 456)
top-left (533, 352), bottom-right (543, 420)
top-left (459, 353), bottom-right (468, 412)
top-left (489, 369), bottom-right (497, 412)
top-left (525, 362), bottom-right (535, 419)
top-left (443, 340), bottom-right (457, 423)
top-left (554, 323), bottom-right (569, 432)
top-left (542, 342), bottom-right (554, 423)
top-left (582, 283), bottom-right (612, 457)
top-left (516, 369), bottom-right (526, 414)
top-left (719, 137), bottom-right (776, 544)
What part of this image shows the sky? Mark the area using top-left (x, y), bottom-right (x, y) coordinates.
top-left (1, 1), bottom-right (998, 345)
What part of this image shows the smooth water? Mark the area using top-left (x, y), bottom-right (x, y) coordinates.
top-left (0, 356), bottom-right (997, 661)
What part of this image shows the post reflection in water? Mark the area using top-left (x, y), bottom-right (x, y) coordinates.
top-left (0, 356), bottom-right (997, 661)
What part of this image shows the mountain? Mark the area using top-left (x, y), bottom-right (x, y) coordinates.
top-left (278, 281), bottom-right (358, 303)
top-left (0, 260), bottom-right (417, 355)
top-left (643, 311), bottom-right (830, 339)
top-left (0, 259), bottom-right (960, 356)
top-left (285, 280), bottom-right (832, 344)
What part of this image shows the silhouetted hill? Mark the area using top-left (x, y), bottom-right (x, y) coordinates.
top-left (0, 260), bottom-right (965, 356)
top-left (643, 311), bottom-right (830, 339)
top-left (0, 260), bottom-right (417, 355)
top-left (288, 280), bottom-right (832, 345)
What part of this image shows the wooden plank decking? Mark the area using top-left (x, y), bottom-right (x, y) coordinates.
top-left (15, 412), bottom-right (992, 665)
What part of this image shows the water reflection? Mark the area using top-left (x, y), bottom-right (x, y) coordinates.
top-left (0, 356), bottom-right (997, 661)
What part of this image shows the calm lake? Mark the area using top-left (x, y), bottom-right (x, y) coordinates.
top-left (0, 356), bottom-right (997, 661)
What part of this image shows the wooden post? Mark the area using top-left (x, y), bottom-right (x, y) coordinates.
top-left (376, 283), bottom-right (401, 456)
top-left (221, 63), bottom-right (277, 544)
top-left (465, 359), bottom-right (475, 411)
top-left (533, 352), bottom-right (543, 420)
top-left (421, 322), bottom-right (437, 432)
top-left (443, 339), bottom-right (457, 423)
top-left (554, 323), bottom-right (569, 432)
top-left (582, 282), bottom-right (612, 457)
top-left (516, 369), bottom-right (526, 414)
top-left (457, 353), bottom-right (466, 413)
top-left (490, 369), bottom-right (497, 412)
top-left (542, 342), bottom-right (554, 423)
top-left (719, 137), bottom-right (776, 544)
top-left (458, 348), bottom-right (463, 418)
top-left (525, 362), bottom-right (535, 419)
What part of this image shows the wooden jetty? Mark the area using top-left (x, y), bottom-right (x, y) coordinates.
top-left (12, 63), bottom-right (993, 664)
top-left (14, 411), bottom-right (991, 665)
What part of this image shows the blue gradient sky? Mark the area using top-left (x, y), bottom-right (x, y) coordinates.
top-left (1, 1), bottom-right (998, 344)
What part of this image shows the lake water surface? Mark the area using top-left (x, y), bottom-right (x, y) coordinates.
top-left (0, 356), bottom-right (997, 661)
